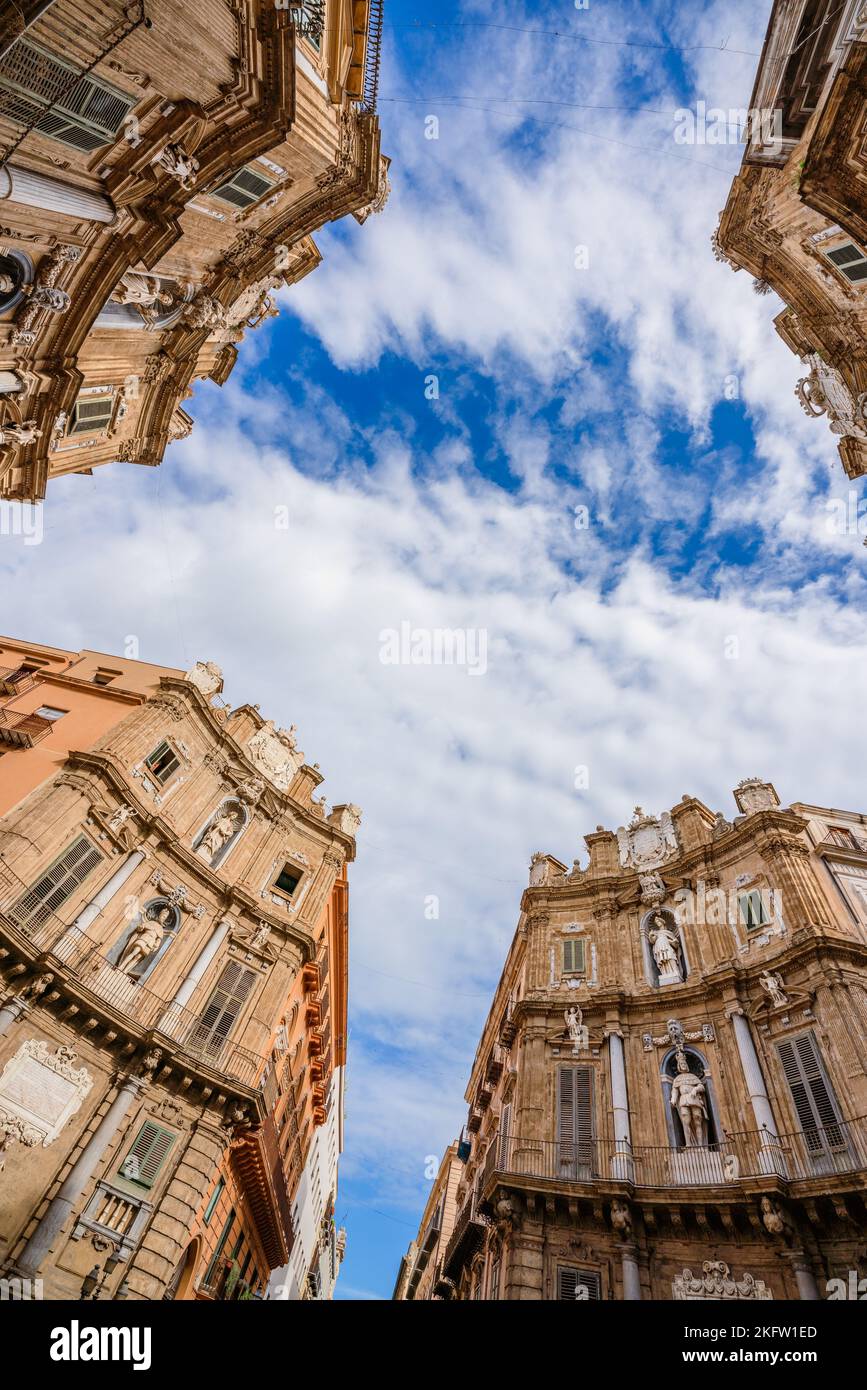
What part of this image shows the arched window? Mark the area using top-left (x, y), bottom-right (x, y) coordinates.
top-left (193, 798), bottom-right (248, 869)
top-left (107, 898), bottom-right (181, 983)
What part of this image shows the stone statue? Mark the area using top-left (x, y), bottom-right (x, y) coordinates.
top-left (250, 922), bottom-right (271, 949)
top-left (110, 271), bottom-right (174, 326)
top-left (610, 1199), bottom-right (633, 1240)
top-left (759, 970), bottom-right (788, 1009)
top-left (197, 806), bottom-right (240, 862)
top-left (648, 912), bottom-right (682, 983)
top-left (670, 1052), bottom-right (709, 1147)
top-left (116, 904), bottom-right (172, 976)
top-left (0, 419), bottom-right (42, 447)
top-left (154, 141), bottom-right (199, 187)
top-left (760, 1196), bottom-right (791, 1239)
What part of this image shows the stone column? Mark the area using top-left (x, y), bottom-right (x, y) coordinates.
top-left (504, 1226), bottom-right (544, 1300)
top-left (0, 371), bottom-right (23, 395)
top-left (789, 1249), bottom-right (820, 1300)
top-left (0, 163), bottom-right (115, 223)
top-left (16, 1074), bottom-right (147, 1276)
top-left (606, 1029), bottom-right (634, 1181)
top-left (0, 995), bottom-right (30, 1039)
top-left (730, 1009), bottom-right (785, 1176)
top-left (53, 849), bottom-right (146, 959)
top-left (621, 1242), bottom-right (641, 1300)
top-left (156, 917), bottom-right (231, 1032)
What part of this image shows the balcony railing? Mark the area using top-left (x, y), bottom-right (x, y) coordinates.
top-left (0, 665), bottom-right (39, 695)
top-left (483, 1120), bottom-right (867, 1194)
top-left (0, 708), bottom-right (54, 747)
top-left (361, 0), bottom-right (384, 113)
top-left (0, 866), bottom-right (263, 1089)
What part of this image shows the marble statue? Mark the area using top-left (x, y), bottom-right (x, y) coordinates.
top-left (760, 970), bottom-right (788, 1009)
top-left (116, 905), bottom-right (172, 976)
top-left (110, 271), bottom-right (174, 326)
top-left (155, 141), bottom-right (199, 187)
top-left (197, 806), bottom-right (240, 862)
top-left (0, 419), bottom-right (42, 447)
top-left (648, 912), bottom-right (683, 983)
top-left (670, 1053), bottom-right (709, 1147)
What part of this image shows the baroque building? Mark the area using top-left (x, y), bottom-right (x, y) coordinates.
top-left (403, 780), bottom-right (867, 1301)
top-left (0, 0), bottom-right (387, 502)
top-left (715, 2), bottom-right (867, 479)
top-left (0, 635), bottom-right (358, 1299)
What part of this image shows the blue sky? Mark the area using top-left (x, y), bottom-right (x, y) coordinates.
top-left (3, 0), bottom-right (867, 1300)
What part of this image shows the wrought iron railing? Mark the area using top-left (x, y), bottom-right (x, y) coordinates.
top-left (482, 1121), bottom-right (867, 1193)
top-left (0, 864), bottom-right (263, 1088)
top-left (361, 0), bottom-right (383, 113)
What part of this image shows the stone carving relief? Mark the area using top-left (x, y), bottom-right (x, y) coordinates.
top-left (354, 156), bottom-right (392, 224)
top-left (617, 807), bottom-right (679, 872)
top-left (733, 777), bottom-right (781, 815)
top-left (673, 1261), bottom-right (771, 1301)
top-left (0, 1040), bottom-right (93, 1166)
top-left (109, 271), bottom-right (179, 326)
top-left (759, 970), bottom-right (788, 1009)
top-left (328, 803), bottom-right (362, 835)
top-left (246, 720), bottom-right (304, 791)
top-left (182, 291), bottom-right (227, 332)
top-left (11, 244), bottom-right (80, 347)
top-left (153, 141), bottom-right (200, 188)
top-left (642, 1018), bottom-right (715, 1051)
top-left (184, 659), bottom-right (223, 697)
top-left (795, 353), bottom-right (867, 443)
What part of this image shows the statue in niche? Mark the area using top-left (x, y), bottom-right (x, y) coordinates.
top-left (670, 1052), bottom-right (709, 1147)
top-left (109, 271), bottom-right (175, 326)
top-left (564, 1006), bottom-right (587, 1052)
top-left (116, 903), bottom-right (173, 976)
top-left (759, 970), bottom-right (788, 1009)
top-left (648, 911), bottom-right (683, 983)
top-left (197, 805), bottom-right (241, 863)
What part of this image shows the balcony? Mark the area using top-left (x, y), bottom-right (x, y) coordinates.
top-left (0, 665), bottom-right (39, 695)
top-left (0, 708), bottom-right (54, 747)
top-left (481, 1121), bottom-right (867, 1198)
top-left (441, 1193), bottom-right (489, 1281)
top-left (404, 1199), bottom-right (443, 1299)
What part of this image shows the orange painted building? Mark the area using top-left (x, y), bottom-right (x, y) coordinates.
top-left (0, 635), bottom-right (182, 815)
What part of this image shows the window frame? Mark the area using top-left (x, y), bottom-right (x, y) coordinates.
top-left (144, 738), bottom-right (182, 787)
top-left (738, 888), bottom-right (770, 931)
top-left (561, 937), bottom-right (586, 975)
top-left (0, 37), bottom-right (137, 153)
top-left (822, 240), bottom-right (867, 285)
top-left (209, 163), bottom-right (276, 211)
top-left (68, 392), bottom-right (115, 436)
top-left (272, 862), bottom-right (302, 902)
top-left (117, 1120), bottom-right (176, 1192)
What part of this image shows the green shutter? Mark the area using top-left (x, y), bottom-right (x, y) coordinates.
top-left (120, 1121), bottom-right (175, 1189)
top-left (563, 938), bottom-right (586, 973)
top-left (777, 1034), bottom-right (844, 1152)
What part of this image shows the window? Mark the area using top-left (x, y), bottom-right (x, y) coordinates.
top-left (33, 706), bottom-right (66, 721)
top-left (777, 1033), bottom-right (845, 1154)
top-left (9, 834), bottom-right (103, 932)
top-left (488, 1256), bottom-right (500, 1300)
top-left (738, 889), bottom-right (770, 930)
top-left (0, 39), bottom-right (137, 152)
top-left (118, 1121), bottom-right (175, 1190)
top-left (557, 1065), bottom-right (595, 1178)
top-left (562, 938), bottom-right (585, 974)
top-left (69, 394), bottom-right (114, 435)
top-left (273, 864), bottom-right (301, 899)
top-left (144, 740), bottom-right (181, 786)
top-left (188, 960), bottom-right (257, 1059)
top-left (823, 241), bottom-right (867, 284)
top-left (827, 826), bottom-right (861, 849)
top-left (210, 165), bottom-right (275, 210)
top-left (557, 1266), bottom-right (601, 1300)
top-left (92, 669), bottom-right (120, 687)
top-left (203, 1177), bottom-right (225, 1225)
top-left (204, 1209), bottom-right (236, 1288)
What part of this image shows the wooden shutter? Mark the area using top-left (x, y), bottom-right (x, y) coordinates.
top-left (777, 1034), bottom-right (844, 1152)
top-left (10, 834), bottom-right (103, 930)
top-left (563, 938), bottom-right (586, 973)
top-left (557, 1266), bottom-right (601, 1300)
top-left (70, 395), bottom-right (114, 434)
top-left (120, 1121), bottom-right (175, 1189)
top-left (557, 1066), bottom-right (594, 1176)
top-left (211, 165), bottom-right (274, 209)
top-left (0, 40), bottom-right (135, 151)
top-left (498, 1101), bottom-right (512, 1165)
top-left (190, 961), bottom-right (257, 1058)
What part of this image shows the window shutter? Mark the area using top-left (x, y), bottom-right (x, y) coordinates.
top-left (498, 1101), bottom-right (512, 1165)
top-left (557, 1266), bottom-right (601, 1300)
top-left (120, 1121), bottom-right (175, 1188)
top-left (777, 1034), bottom-right (844, 1152)
top-left (10, 834), bottom-right (103, 931)
top-left (557, 1066), bottom-right (594, 1175)
top-left (0, 40), bottom-right (135, 151)
top-left (70, 395), bottom-right (114, 434)
top-left (211, 165), bottom-right (274, 209)
top-left (563, 938), bottom-right (585, 973)
top-left (190, 961), bottom-right (257, 1058)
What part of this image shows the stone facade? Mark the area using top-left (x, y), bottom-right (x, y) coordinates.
top-left (0, 0), bottom-right (387, 501)
top-left (409, 781), bottom-right (867, 1301)
top-left (0, 643), bottom-right (357, 1299)
top-left (716, 3), bottom-right (867, 479)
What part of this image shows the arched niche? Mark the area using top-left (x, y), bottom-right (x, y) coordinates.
top-left (0, 250), bottom-right (34, 315)
top-left (107, 898), bottom-right (181, 983)
top-left (165, 1238), bottom-right (201, 1301)
top-left (639, 906), bottom-right (690, 988)
top-left (660, 1046), bottom-right (721, 1150)
top-left (95, 272), bottom-right (193, 332)
top-left (193, 797), bottom-right (248, 869)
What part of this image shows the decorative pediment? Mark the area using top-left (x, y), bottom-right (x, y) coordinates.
top-left (184, 660), bottom-right (223, 698)
top-left (733, 777), bottom-right (780, 815)
top-left (672, 1261), bottom-right (771, 1301)
top-left (617, 808), bottom-right (679, 872)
